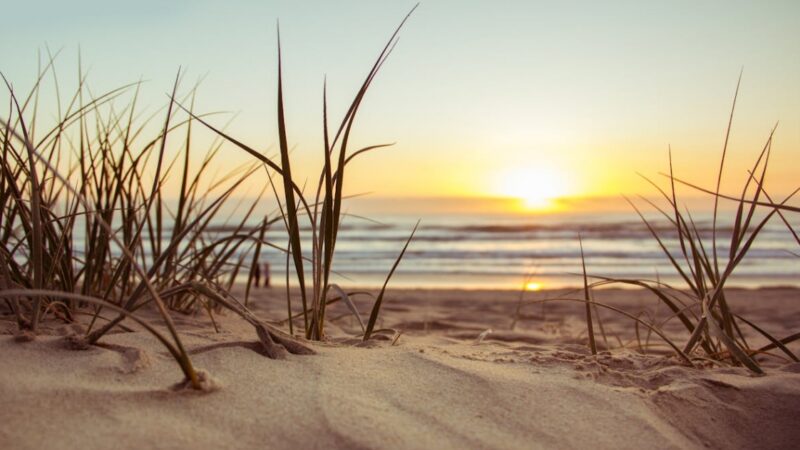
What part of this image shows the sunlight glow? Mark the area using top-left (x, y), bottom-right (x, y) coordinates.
top-left (525, 282), bottom-right (543, 291)
top-left (494, 166), bottom-right (570, 211)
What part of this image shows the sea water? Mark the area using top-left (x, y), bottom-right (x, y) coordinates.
top-left (251, 209), bottom-right (799, 290)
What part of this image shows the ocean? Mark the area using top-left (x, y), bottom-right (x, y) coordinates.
top-left (251, 209), bottom-right (800, 290)
top-left (63, 199), bottom-right (799, 291)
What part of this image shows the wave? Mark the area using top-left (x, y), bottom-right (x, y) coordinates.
top-left (64, 210), bottom-right (799, 288)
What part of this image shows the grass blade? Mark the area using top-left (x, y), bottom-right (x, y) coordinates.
top-left (579, 235), bottom-right (597, 355)
top-left (364, 220), bottom-right (419, 341)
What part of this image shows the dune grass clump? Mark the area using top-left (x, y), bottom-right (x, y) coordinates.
top-left (1, 9), bottom-right (419, 387)
top-left (0, 59), bottom-right (325, 387)
top-left (185, 7), bottom-right (419, 342)
top-left (0, 64), bottom-right (281, 388)
top-left (621, 90), bottom-right (798, 372)
top-left (516, 81), bottom-right (799, 372)
top-left (0, 71), bottom-right (223, 388)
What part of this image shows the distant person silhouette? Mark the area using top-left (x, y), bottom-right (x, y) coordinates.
top-left (262, 262), bottom-right (271, 288)
top-left (253, 262), bottom-right (261, 287)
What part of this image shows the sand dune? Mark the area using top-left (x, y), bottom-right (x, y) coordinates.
top-left (2, 288), bottom-right (799, 449)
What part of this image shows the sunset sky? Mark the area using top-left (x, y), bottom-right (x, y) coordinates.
top-left (3, 1), bottom-right (799, 213)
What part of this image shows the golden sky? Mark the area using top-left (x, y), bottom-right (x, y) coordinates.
top-left (3, 1), bottom-right (799, 213)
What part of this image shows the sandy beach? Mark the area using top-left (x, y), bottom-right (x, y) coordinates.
top-left (2, 287), bottom-right (798, 450)
top-left (3, 2), bottom-right (800, 449)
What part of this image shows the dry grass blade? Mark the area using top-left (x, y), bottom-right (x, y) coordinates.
top-left (274, 28), bottom-right (310, 337)
top-left (510, 269), bottom-right (537, 330)
top-left (668, 175), bottom-right (800, 214)
top-left (328, 283), bottom-right (365, 332)
top-left (702, 295), bottom-right (763, 374)
top-left (244, 218), bottom-right (268, 308)
top-left (625, 195), bottom-right (699, 294)
top-left (757, 332), bottom-right (800, 354)
top-left (528, 296), bottom-right (694, 365)
top-left (579, 235), bottom-right (597, 355)
top-left (711, 70), bottom-right (742, 277)
top-left (185, 281), bottom-right (314, 357)
top-left (0, 289), bottom-right (184, 360)
top-left (364, 220), bottom-right (419, 341)
top-left (734, 314), bottom-right (798, 362)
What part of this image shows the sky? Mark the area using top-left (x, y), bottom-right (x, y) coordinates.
top-left (2, 0), bottom-right (799, 213)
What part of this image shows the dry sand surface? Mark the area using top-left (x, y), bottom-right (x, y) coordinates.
top-left (2, 287), bottom-right (800, 449)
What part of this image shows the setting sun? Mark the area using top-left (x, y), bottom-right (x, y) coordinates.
top-left (525, 281), bottom-right (543, 291)
top-left (494, 166), bottom-right (570, 211)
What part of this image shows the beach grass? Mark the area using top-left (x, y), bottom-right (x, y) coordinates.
top-left (183, 6), bottom-right (419, 341)
top-left (521, 80), bottom-right (800, 372)
top-left (0, 7), bottom-right (420, 386)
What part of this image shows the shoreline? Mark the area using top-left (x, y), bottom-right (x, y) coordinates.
top-left (244, 283), bottom-right (800, 294)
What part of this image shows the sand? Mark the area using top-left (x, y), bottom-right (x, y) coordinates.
top-left (2, 287), bottom-right (799, 449)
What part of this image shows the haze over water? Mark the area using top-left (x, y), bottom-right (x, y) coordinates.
top-left (101, 197), bottom-right (798, 291)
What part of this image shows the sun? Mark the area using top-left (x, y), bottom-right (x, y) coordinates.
top-left (494, 166), bottom-right (570, 211)
top-left (525, 281), bottom-right (543, 291)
